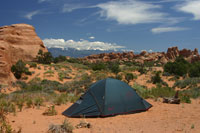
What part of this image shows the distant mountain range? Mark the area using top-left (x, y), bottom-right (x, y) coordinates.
top-left (48, 48), bottom-right (134, 58)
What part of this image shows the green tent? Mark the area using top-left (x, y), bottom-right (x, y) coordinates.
top-left (62, 78), bottom-right (152, 117)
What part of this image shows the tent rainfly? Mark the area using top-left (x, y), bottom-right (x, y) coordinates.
top-left (62, 78), bottom-right (152, 117)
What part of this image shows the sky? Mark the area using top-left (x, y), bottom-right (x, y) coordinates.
top-left (1, 0), bottom-right (200, 52)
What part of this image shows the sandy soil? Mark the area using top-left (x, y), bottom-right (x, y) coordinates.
top-left (7, 99), bottom-right (200, 133)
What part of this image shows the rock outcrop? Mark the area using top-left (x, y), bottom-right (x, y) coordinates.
top-left (81, 46), bottom-right (200, 64)
top-left (0, 23), bottom-right (47, 85)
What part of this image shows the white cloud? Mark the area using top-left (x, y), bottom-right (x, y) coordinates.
top-left (151, 27), bottom-right (189, 34)
top-left (89, 36), bottom-right (95, 39)
top-left (62, 4), bottom-right (86, 13)
top-left (43, 38), bottom-right (126, 51)
top-left (175, 0), bottom-right (200, 20)
top-left (97, 0), bottom-right (177, 25)
top-left (24, 10), bottom-right (40, 20)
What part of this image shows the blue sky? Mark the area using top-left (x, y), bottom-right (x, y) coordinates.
top-left (1, 0), bottom-right (200, 52)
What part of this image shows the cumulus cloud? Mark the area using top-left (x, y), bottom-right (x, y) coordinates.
top-left (62, 4), bottom-right (87, 12)
top-left (24, 10), bottom-right (40, 20)
top-left (89, 36), bottom-right (95, 39)
top-left (97, 0), bottom-right (178, 25)
top-left (175, 0), bottom-right (200, 20)
top-left (151, 27), bottom-right (189, 34)
top-left (43, 38), bottom-right (125, 51)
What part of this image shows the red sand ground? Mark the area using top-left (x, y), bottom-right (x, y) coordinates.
top-left (8, 99), bottom-right (200, 133)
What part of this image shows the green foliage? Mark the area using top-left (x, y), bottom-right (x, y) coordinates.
top-left (151, 71), bottom-right (162, 84)
top-left (16, 98), bottom-right (24, 112)
top-left (11, 60), bottom-right (31, 79)
top-left (43, 105), bottom-right (57, 116)
top-left (28, 62), bottom-right (37, 68)
top-left (37, 50), bottom-right (53, 64)
top-left (34, 97), bottom-right (44, 108)
top-left (133, 83), bottom-right (176, 99)
top-left (189, 62), bottom-right (200, 77)
top-left (180, 95), bottom-right (191, 103)
top-left (164, 56), bottom-right (190, 76)
top-left (125, 73), bottom-right (136, 83)
top-left (0, 100), bottom-right (16, 114)
top-left (91, 62), bottom-right (106, 71)
top-left (54, 94), bottom-right (68, 105)
top-left (116, 73), bottom-right (123, 80)
top-left (173, 77), bottom-right (200, 89)
top-left (53, 55), bottom-right (66, 63)
top-left (66, 58), bottom-right (81, 64)
top-left (107, 62), bottom-right (121, 74)
top-left (26, 98), bottom-right (33, 108)
top-left (138, 66), bottom-right (147, 75)
top-left (48, 119), bottom-right (73, 133)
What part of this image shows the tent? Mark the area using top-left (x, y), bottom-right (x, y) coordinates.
top-left (62, 78), bottom-right (152, 117)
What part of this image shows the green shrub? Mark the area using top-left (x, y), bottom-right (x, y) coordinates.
top-left (0, 100), bottom-right (16, 114)
top-left (116, 74), bottom-right (123, 80)
top-left (151, 71), bottom-right (162, 84)
top-left (26, 98), bottom-right (33, 108)
top-left (91, 62), bottom-right (106, 71)
top-left (11, 60), bottom-right (31, 79)
top-left (43, 105), bottom-right (57, 116)
top-left (54, 94), bottom-right (68, 105)
top-left (34, 97), bottom-right (44, 108)
top-left (138, 67), bottom-right (147, 75)
top-left (28, 62), bottom-right (37, 68)
top-left (125, 73), bottom-right (136, 83)
top-left (66, 58), bottom-right (81, 64)
top-left (37, 50), bottom-right (53, 64)
top-left (173, 77), bottom-right (200, 89)
top-left (53, 55), bottom-right (66, 63)
top-left (189, 62), bottom-right (200, 77)
top-left (107, 62), bottom-right (121, 74)
top-left (164, 56), bottom-right (190, 76)
top-left (133, 83), bottom-right (175, 99)
top-left (48, 119), bottom-right (73, 133)
top-left (16, 98), bottom-right (24, 112)
top-left (180, 95), bottom-right (191, 103)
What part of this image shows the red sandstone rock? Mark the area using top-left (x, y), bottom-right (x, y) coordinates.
top-left (0, 23), bottom-right (47, 85)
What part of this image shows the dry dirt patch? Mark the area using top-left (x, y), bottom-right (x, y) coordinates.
top-left (7, 99), bottom-right (200, 133)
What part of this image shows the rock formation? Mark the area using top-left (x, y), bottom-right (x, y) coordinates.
top-left (0, 23), bottom-right (47, 85)
top-left (81, 46), bottom-right (200, 64)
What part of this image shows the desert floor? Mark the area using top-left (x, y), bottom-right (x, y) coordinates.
top-left (7, 99), bottom-right (200, 133)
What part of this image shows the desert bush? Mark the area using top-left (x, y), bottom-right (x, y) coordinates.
top-left (26, 98), bottom-right (33, 108)
top-left (133, 84), bottom-right (150, 99)
top-left (151, 71), bottom-right (162, 84)
top-left (54, 94), bottom-right (68, 105)
top-left (180, 95), bottom-right (191, 103)
top-left (48, 119), bottom-right (73, 133)
top-left (28, 62), bottom-right (37, 68)
top-left (66, 58), bottom-right (81, 64)
top-left (133, 83), bottom-right (175, 99)
top-left (34, 97), bottom-right (44, 108)
top-left (53, 55), bottom-right (66, 63)
top-left (91, 62), bottom-right (106, 71)
top-left (0, 100), bottom-right (16, 114)
top-left (43, 105), bottom-right (57, 116)
top-left (164, 56), bottom-right (190, 76)
top-left (125, 73), bottom-right (136, 83)
top-left (11, 60), bottom-right (31, 79)
top-left (180, 87), bottom-right (200, 99)
top-left (16, 98), bottom-right (24, 112)
top-left (173, 77), bottom-right (200, 89)
top-left (138, 66), bottom-right (147, 75)
top-left (37, 50), bottom-right (53, 64)
top-left (116, 73), bottom-right (123, 80)
top-left (107, 62), bottom-right (121, 74)
top-left (188, 62), bottom-right (200, 77)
